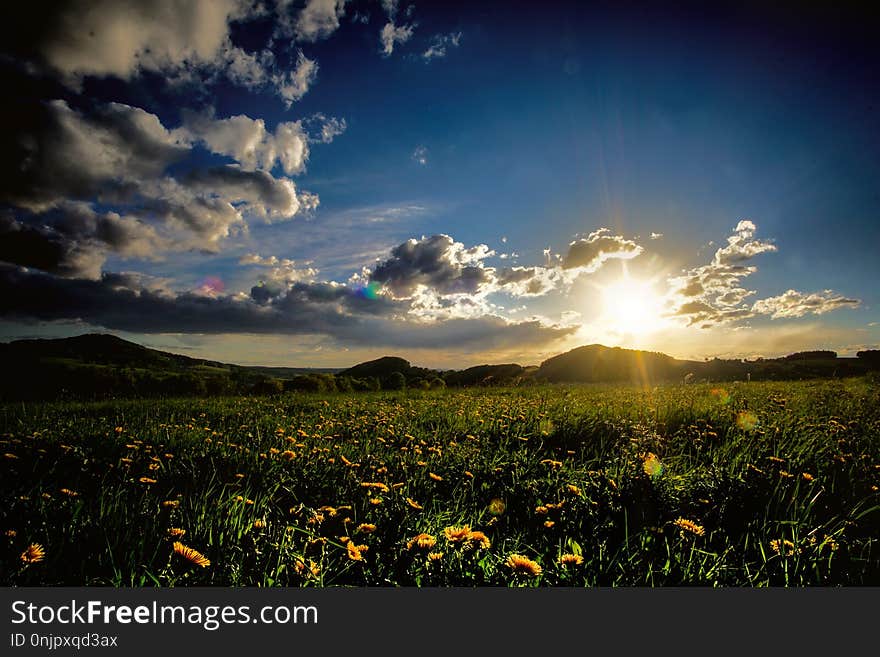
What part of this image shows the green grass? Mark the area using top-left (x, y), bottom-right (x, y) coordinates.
top-left (2, 378), bottom-right (879, 586)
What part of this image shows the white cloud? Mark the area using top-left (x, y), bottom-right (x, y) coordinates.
top-left (290, 0), bottom-right (348, 42)
top-left (560, 228), bottom-right (644, 271)
top-left (752, 289), bottom-right (861, 319)
top-left (273, 51), bottom-right (319, 107)
top-left (412, 145), bottom-right (428, 165)
top-left (381, 22), bottom-right (415, 56)
top-left (422, 32), bottom-right (462, 60)
top-left (177, 111), bottom-right (310, 175)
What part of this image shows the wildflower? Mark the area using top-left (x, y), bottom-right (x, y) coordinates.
top-left (59, 488), bottom-right (79, 497)
top-left (173, 542), bottom-right (211, 567)
top-left (444, 525), bottom-right (472, 543)
top-left (4, 453), bottom-right (19, 460)
top-left (468, 530), bottom-right (491, 549)
top-left (21, 543), bottom-right (45, 564)
top-left (535, 505), bottom-right (549, 515)
top-left (464, 471), bottom-right (474, 479)
top-left (168, 528), bottom-right (186, 539)
top-left (235, 473), bottom-right (245, 479)
top-left (544, 520), bottom-right (555, 529)
top-left (357, 523), bottom-right (377, 534)
top-left (566, 484), bottom-right (582, 496)
top-left (779, 470), bottom-right (794, 479)
top-left (429, 472), bottom-right (443, 482)
top-left (427, 552), bottom-right (444, 563)
top-left (369, 498), bottom-right (383, 506)
top-left (162, 500), bottom-right (180, 508)
top-left (281, 450), bottom-right (296, 460)
top-left (360, 482), bottom-right (390, 493)
top-left (5, 529), bottom-right (17, 538)
top-left (346, 542), bottom-right (364, 561)
top-left (407, 533), bottom-right (437, 550)
top-left (541, 459), bottom-right (563, 468)
top-left (505, 554), bottom-right (542, 577)
top-left (253, 519), bottom-right (266, 529)
top-left (769, 539), bottom-right (796, 557)
top-left (673, 518), bottom-right (705, 537)
top-left (406, 498), bottom-right (423, 510)
top-left (802, 473), bottom-right (814, 482)
top-left (139, 477), bottom-right (157, 484)
top-left (558, 553), bottom-right (584, 567)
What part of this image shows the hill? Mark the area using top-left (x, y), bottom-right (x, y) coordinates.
top-left (1, 333), bottom-right (878, 401)
top-left (535, 344), bottom-right (694, 383)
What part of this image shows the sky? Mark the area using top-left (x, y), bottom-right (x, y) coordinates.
top-left (0, 0), bottom-right (878, 368)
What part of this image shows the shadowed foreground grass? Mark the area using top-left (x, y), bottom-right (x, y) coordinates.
top-left (2, 378), bottom-right (879, 586)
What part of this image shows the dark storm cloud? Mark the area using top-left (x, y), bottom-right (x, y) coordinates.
top-left (0, 264), bottom-right (575, 350)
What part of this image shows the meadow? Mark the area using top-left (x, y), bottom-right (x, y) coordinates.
top-left (2, 378), bottom-right (879, 586)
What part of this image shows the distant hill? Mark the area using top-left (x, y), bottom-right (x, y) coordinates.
top-left (0, 332), bottom-right (877, 401)
top-left (535, 344), bottom-right (695, 383)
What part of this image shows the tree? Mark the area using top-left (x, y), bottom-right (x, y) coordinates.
top-left (382, 371), bottom-right (406, 390)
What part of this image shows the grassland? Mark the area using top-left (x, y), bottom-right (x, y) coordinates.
top-left (2, 378), bottom-right (879, 586)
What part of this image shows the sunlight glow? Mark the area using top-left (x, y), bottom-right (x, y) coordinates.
top-left (598, 275), bottom-right (666, 335)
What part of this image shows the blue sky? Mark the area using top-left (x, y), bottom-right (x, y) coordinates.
top-left (0, 1), bottom-right (877, 367)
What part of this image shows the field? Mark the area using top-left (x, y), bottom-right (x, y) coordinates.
top-left (2, 378), bottom-right (879, 586)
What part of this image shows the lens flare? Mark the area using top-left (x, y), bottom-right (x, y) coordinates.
top-left (736, 411), bottom-right (758, 432)
top-left (354, 281), bottom-right (381, 300)
top-left (195, 275), bottom-right (225, 297)
top-left (711, 388), bottom-right (731, 404)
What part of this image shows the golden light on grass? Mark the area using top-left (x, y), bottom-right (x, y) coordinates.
top-left (173, 541), bottom-right (211, 567)
top-left (20, 543), bottom-right (46, 564)
top-left (673, 518), bottom-right (705, 537)
top-left (558, 553), bottom-right (584, 567)
top-left (505, 554), bottom-right (542, 577)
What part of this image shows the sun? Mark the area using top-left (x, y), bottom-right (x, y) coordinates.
top-left (599, 275), bottom-right (665, 335)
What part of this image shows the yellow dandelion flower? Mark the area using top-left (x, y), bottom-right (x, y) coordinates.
top-left (360, 482), bottom-right (390, 493)
top-left (139, 477), bottom-right (157, 484)
top-left (369, 497), bottom-right (383, 506)
top-left (429, 472), bottom-right (443, 481)
top-left (505, 554), bottom-right (542, 577)
top-left (468, 530), bottom-right (491, 549)
top-left (253, 519), bottom-right (266, 529)
top-left (162, 500), bottom-right (180, 508)
top-left (406, 498), bottom-right (423, 510)
top-left (802, 473), bottom-right (814, 482)
top-left (357, 523), bottom-right (377, 534)
top-left (234, 473), bottom-right (245, 479)
top-left (346, 542), bottom-right (364, 561)
top-left (535, 505), bottom-right (549, 515)
top-left (566, 484), bottom-right (582, 496)
top-left (464, 471), bottom-right (474, 479)
top-left (673, 518), bottom-right (705, 537)
top-left (5, 452), bottom-right (19, 460)
top-left (172, 542), bottom-right (211, 567)
top-left (5, 529), bottom-right (17, 538)
top-left (407, 533), bottom-right (437, 550)
top-left (769, 539), bottom-right (796, 556)
top-left (20, 543), bottom-right (45, 564)
top-left (544, 520), bottom-right (555, 529)
top-left (540, 459), bottom-right (563, 468)
top-left (167, 528), bottom-right (186, 539)
top-left (444, 525), bottom-right (472, 543)
top-left (427, 551), bottom-right (444, 562)
top-left (558, 553), bottom-right (584, 567)
top-left (59, 488), bottom-right (79, 497)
